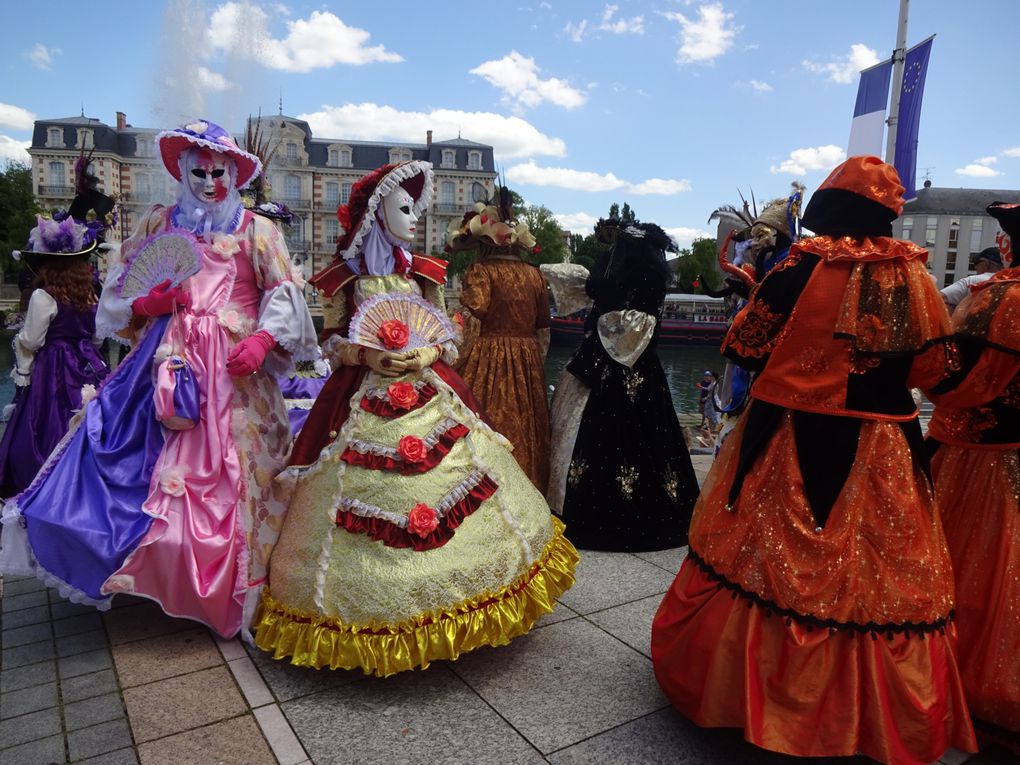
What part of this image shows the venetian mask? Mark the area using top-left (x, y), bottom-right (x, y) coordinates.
top-left (382, 187), bottom-right (418, 242)
top-left (749, 222), bottom-right (777, 252)
top-left (187, 148), bottom-right (232, 205)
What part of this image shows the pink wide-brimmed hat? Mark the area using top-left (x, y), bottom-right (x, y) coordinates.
top-left (156, 119), bottom-right (261, 189)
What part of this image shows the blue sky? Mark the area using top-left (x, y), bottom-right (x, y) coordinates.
top-left (2, 1), bottom-right (1019, 248)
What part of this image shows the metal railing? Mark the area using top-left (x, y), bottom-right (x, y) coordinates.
top-left (285, 239), bottom-right (312, 252)
top-left (434, 203), bottom-right (462, 215)
top-left (38, 185), bottom-right (74, 196)
top-left (281, 198), bottom-right (312, 209)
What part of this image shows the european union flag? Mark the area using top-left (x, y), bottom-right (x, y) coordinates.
top-left (894, 36), bottom-right (934, 200)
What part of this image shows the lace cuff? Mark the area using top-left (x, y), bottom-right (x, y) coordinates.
top-left (95, 262), bottom-right (133, 341)
top-left (258, 281), bottom-right (319, 376)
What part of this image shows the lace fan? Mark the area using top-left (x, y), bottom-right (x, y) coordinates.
top-left (349, 293), bottom-right (457, 352)
top-left (116, 232), bottom-right (202, 302)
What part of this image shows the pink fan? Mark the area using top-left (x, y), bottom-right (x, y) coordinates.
top-left (348, 293), bottom-right (457, 352)
top-left (116, 231), bottom-right (202, 302)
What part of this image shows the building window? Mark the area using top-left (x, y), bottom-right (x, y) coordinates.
top-left (340, 149), bottom-right (351, 166)
top-left (325, 182), bottom-right (339, 207)
top-left (48, 161), bottom-right (65, 188)
top-left (943, 273), bottom-right (955, 287)
top-left (389, 148), bottom-right (412, 164)
top-left (945, 252), bottom-right (957, 271)
top-left (441, 150), bottom-right (456, 169)
top-left (341, 182), bottom-right (352, 205)
top-left (924, 217), bottom-right (937, 248)
top-left (471, 182), bottom-right (486, 203)
top-left (286, 142), bottom-right (298, 162)
top-left (136, 135), bottom-right (153, 157)
top-left (46, 127), bottom-right (63, 148)
top-left (325, 219), bottom-right (339, 244)
top-left (284, 174), bottom-right (300, 200)
top-left (901, 216), bottom-right (913, 241)
top-left (76, 129), bottom-right (94, 150)
top-left (441, 181), bottom-right (455, 206)
top-left (136, 172), bottom-right (151, 202)
top-left (468, 151), bottom-right (482, 170)
top-left (328, 149), bottom-right (338, 166)
top-left (969, 218), bottom-right (983, 253)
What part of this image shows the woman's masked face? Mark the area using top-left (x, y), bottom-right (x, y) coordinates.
top-left (382, 187), bottom-right (418, 242)
top-left (187, 149), bottom-right (231, 205)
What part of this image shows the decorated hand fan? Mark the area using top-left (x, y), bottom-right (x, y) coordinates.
top-left (349, 293), bottom-right (458, 352)
top-left (116, 231), bottom-right (202, 302)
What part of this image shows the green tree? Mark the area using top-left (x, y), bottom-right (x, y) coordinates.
top-left (0, 162), bottom-right (37, 279)
top-left (608, 203), bottom-right (620, 220)
top-left (620, 202), bottom-right (635, 223)
top-left (671, 237), bottom-right (717, 293)
top-left (518, 203), bottom-right (567, 266)
top-left (568, 232), bottom-right (602, 272)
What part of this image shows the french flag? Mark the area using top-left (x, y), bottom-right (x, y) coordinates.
top-left (847, 59), bottom-right (893, 157)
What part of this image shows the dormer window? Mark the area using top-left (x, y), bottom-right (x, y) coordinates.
top-left (388, 148), bottom-right (412, 164)
top-left (136, 135), bottom-right (153, 157)
top-left (441, 149), bottom-right (456, 169)
top-left (328, 149), bottom-right (338, 166)
top-left (286, 142), bottom-right (298, 162)
top-left (468, 151), bottom-right (482, 171)
top-left (76, 128), bottom-right (94, 150)
top-left (340, 148), bottom-right (351, 166)
top-left (47, 127), bottom-right (63, 148)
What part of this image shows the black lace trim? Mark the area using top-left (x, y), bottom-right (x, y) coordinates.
top-left (688, 549), bottom-right (954, 639)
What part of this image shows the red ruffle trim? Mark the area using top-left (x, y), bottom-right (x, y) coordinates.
top-left (340, 423), bottom-right (469, 475)
top-left (335, 474), bottom-right (498, 550)
top-left (359, 384), bottom-right (438, 418)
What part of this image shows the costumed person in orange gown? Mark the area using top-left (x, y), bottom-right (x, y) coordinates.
top-left (447, 187), bottom-right (551, 491)
top-left (253, 161), bottom-right (577, 676)
top-left (650, 156), bottom-right (976, 765)
top-left (926, 201), bottom-right (1020, 755)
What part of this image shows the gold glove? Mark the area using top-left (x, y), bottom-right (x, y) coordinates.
top-left (336, 344), bottom-right (408, 377)
top-left (402, 345), bottom-right (442, 372)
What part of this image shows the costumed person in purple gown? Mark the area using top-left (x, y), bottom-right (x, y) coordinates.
top-left (0, 119), bottom-right (317, 639)
top-left (0, 205), bottom-right (112, 497)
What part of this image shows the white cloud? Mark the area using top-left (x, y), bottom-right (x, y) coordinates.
top-left (0, 135), bottom-right (31, 165)
top-left (208, 4), bottom-right (402, 73)
top-left (25, 43), bottom-right (61, 70)
top-left (662, 3), bottom-right (739, 64)
top-left (298, 103), bottom-right (566, 159)
top-left (1004, 147), bottom-right (1020, 158)
top-left (554, 212), bottom-right (600, 235)
top-left (197, 67), bottom-right (233, 92)
top-left (665, 226), bottom-right (713, 250)
top-left (955, 164), bottom-right (1002, 178)
top-left (974, 156), bottom-right (998, 166)
top-left (803, 43), bottom-right (880, 85)
top-left (564, 19), bottom-right (588, 43)
top-left (748, 79), bottom-right (773, 92)
top-left (770, 145), bottom-right (846, 175)
top-left (506, 161), bottom-right (691, 195)
top-left (470, 52), bottom-right (586, 111)
top-left (564, 4), bottom-right (643, 42)
top-left (0, 103), bottom-right (37, 131)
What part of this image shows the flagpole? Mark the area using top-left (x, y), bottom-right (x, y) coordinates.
top-left (885, 0), bottom-right (910, 164)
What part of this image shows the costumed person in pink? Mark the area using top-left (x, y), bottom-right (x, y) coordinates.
top-left (0, 119), bottom-right (317, 640)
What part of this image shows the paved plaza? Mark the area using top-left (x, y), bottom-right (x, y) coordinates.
top-left (0, 455), bottom-right (1013, 764)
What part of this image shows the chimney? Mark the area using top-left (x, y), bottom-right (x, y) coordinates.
top-left (116, 111), bottom-right (126, 130)
top-left (426, 130), bottom-right (432, 148)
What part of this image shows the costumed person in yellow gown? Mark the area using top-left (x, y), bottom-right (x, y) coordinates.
top-left (650, 156), bottom-right (976, 765)
top-left (253, 161), bottom-right (578, 676)
top-left (447, 187), bottom-right (552, 491)
top-left (926, 201), bottom-right (1020, 755)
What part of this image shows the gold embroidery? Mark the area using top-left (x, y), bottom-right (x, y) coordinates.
top-left (727, 299), bottom-right (786, 359)
top-left (623, 371), bottom-right (644, 401)
top-left (567, 459), bottom-right (588, 488)
top-left (663, 467), bottom-right (679, 501)
top-left (616, 466), bottom-right (639, 500)
top-left (796, 346), bottom-right (829, 375)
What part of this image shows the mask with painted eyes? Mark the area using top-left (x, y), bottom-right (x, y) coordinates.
top-left (186, 148), bottom-right (232, 204)
top-left (381, 187), bottom-right (418, 242)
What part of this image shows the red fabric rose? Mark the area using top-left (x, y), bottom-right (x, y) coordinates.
top-left (406, 503), bottom-right (439, 537)
top-left (397, 435), bottom-right (427, 464)
top-left (377, 319), bottom-right (410, 350)
top-left (387, 381), bottom-right (419, 410)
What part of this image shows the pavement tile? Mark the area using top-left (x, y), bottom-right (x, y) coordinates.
top-left (58, 648), bottom-right (113, 679)
top-left (0, 733), bottom-right (64, 765)
top-left (53, 612), bottom-right (104, 638)
top-left (112, 628), bottom-right (221, 688)
top-left (449, 618), bottom-right (666, 754)
top-left (282, 666), bottom-right (543, 765)
top-left (102, 602), bottom-right (194, 646)
top-left (1, 591), bottom-right (48, 613)
top-left (0, 660), bottom-right (56, 693)
top-left (79, 748), bottom-right (140, 765)
top-left (533, 600), bottom-right (579, 629)
top-left (61, 669), bottom-right (119, 704)
top-left (0, 706), bottom-right (60, 749)
top-left (67, 718), bottom-right (134, 762)
top-left (108, 594), bottom-right (150, 610)
top-left (213, 636), bottom-right (247, 662)
top-left (0, 604), bottom-right (50, 630)
top-left (633, 546), bottom-right (689, 575)
top-left (1, 621), bottom-right (51, 649)
top-left (2, 639), bottom-right (55, 669)
top-left (122, 665), bottom-right (246, 743)
top-left (586, 593), bottom-right (663, 658)
top-left (227, 656), bottom-right (274, 708)
top-left (253, 704), bottom-right (308, 765)
top-left (63, 691), bottom-right (125, 731)
top-left (938, 747), bottom-right (971, 765)
top-left (0, 578), bottom-right (46, 596)
top-left (0, 681), bottom-right (57, 720)
top-left (57, 628), bottom-right (110, 658)
top-left (245, 644), bottom-right (360, 702)
top-left (556, 551), bottom-right (676, 615)
top-left (49, 600), bottom-right (99, 620)
top-left (137, 715), bottom-right (275, 765)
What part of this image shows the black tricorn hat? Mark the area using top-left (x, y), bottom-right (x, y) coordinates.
top-left (987, 201), bottom-right (1020, 239)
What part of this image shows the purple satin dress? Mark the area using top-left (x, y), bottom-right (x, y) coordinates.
top-left (0, 302), bottom-right (108, 497)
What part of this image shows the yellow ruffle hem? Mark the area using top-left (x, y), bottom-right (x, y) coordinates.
top-left (253, 518), bottom-right (579, 677)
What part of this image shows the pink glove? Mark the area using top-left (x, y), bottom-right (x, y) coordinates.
top-left (226, 330), bottom-right (276, 377)
top-left (132, 279), bottom-right (189, 317)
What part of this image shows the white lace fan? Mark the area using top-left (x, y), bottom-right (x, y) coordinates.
top-left (116, 232), bottom-right (202, 302)
top-left (349, 293), bottom-right (457, 352)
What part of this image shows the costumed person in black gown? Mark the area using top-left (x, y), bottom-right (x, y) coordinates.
top-left (547, 219), bottom-right (698, 551)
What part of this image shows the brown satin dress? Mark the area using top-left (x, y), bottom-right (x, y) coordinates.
top-left (459, 258), bottom-right (551, 491)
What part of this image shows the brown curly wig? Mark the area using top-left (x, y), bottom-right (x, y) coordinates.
top-left (32, 257), bottom-right (97, 312)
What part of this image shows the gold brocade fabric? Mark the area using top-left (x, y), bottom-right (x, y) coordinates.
top-left (255, 518), bottom-right (577, 677)
top-left (690, 411), bottom-right (955, 626)
top-left (934, 445), bottom-right (1020, 733)
top-left (954, 268), bottom-right (1020, 354)
top-left (458, 259), bottom-right (551, 491)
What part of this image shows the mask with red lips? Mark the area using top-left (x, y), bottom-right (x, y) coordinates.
top-left (187, 148), bottom-right (231, 204)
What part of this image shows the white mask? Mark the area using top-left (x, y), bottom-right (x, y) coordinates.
top-left (381, 187), bottom-right (418, 242)
top-left (186, 148), bottom-right (231, 205)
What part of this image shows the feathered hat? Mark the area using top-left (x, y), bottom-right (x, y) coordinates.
top-left (801, 155), bottom-right (904, 238)
top-left (987, 201), bottom-right (1020, 265)
top-left (157, 119), bottom-right (261, 189)
top-left (753, 182), bottom-right (805, 241)
top-left (13, 212), bottom-right (107, 262)
top-left (334, 161), bottom-right (433, 260)
top-left (446, 185), bottom-right (537, 257)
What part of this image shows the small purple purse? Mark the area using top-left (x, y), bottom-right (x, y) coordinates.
top-left (154, 355), bottom-right (200, 430)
